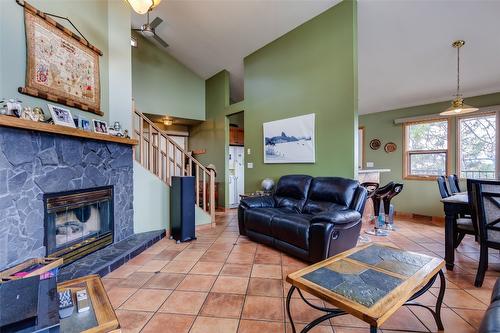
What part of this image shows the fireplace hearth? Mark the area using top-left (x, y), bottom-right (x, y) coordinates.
top-left (44, 186), bottom-right (114, 266)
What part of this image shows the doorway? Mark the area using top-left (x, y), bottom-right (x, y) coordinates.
top-left (228, 112), bottom-right (244, 208)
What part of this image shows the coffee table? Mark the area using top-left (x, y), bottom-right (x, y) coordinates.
top-left (285, 243), bottom-right (445, 333)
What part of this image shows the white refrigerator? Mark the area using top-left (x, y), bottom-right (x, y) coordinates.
top-left (228, 146), bottom-right (245, 208)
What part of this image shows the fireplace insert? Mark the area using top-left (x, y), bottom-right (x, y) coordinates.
top-left (43, 186), bottom-right (114, 266)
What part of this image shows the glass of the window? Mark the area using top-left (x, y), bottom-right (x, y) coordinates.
top-left (404, 120), bottom-right (449, 178)
top-left (459, 114), bottom-right (496, 179)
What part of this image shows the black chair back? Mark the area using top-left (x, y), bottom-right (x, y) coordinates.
top-left (448, 174), bottom-right (461, 194)
top-left (437, 176), bottom-right (450, 199)
top-left (467, 178), bottom-right (481, 236)
top-left (470, 180), bottom-right (500, 243)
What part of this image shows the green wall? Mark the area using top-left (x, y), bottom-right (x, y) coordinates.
top-left (132, 32), bottom-right (205, 120)
top-left (189, 71), bottom-right (231, 207)
top-left (243, 0), bottom-right (358, 191)
top-left (134, 162), bottom-right (170, 233)
top-left (359, 92), bottom-right (500, 217)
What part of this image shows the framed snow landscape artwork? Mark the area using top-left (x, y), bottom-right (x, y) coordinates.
top-left (263, 113), bottom-right (315, 163)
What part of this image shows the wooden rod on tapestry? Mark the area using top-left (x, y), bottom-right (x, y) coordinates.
top-left (15, 0), bottom-right (90, 45)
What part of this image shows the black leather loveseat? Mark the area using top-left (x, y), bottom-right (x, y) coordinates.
top-left (479, 278), bottom-right (500, 333)
top-left (238, 175), bottom-right (368, 263)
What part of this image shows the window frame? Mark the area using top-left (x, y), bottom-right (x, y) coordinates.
top-left (403, 118), bottom-right (451, 180)
top-left (456, 111), bottom-right (497, 179)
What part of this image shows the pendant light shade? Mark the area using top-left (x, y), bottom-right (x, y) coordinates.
top-left (440, 97), bottom-right (478, 116)
top-left (440, 40), bottom-right (478, 116)
top-left (127, 0), bottom-right (162, 14)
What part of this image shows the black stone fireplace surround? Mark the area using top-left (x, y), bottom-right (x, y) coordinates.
top-left (0, 126), bottom-right (134, 271)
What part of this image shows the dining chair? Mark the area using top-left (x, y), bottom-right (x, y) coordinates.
top-left (437, 176), bottom-right (450, 199)
top-left (470, 179), bottom-right (500, 287)
top-left (439, 177), bottom-right (475, 249)
top-left (448, 174), bottom-right (461, 194)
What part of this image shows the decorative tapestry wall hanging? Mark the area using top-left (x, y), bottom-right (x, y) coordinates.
top-left (18, 1), bottom-right (103, 116)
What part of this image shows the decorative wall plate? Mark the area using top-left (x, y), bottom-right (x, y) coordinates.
top-left (384, 142), bottom-right (397, 153)
top-left (369, 139), bottom-right (381, 150)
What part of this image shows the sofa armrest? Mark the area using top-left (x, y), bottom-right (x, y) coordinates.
top-left (311, 209), bottom-right (361, 226)
top-left (479, 300), bottom-right (500, 333)
top-left (240, 196), bottom-right (276, 209)
top-left (349, 186), bottom-right (368, 214)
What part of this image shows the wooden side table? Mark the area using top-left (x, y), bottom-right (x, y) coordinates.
top-left (58, 275), bottom-right (120, 333)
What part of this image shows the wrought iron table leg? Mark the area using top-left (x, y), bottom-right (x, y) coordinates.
top-left (435, 270), bottom-right (446, 330)
top-left (286, 285), bottom-right (297, 333)
top-left (286, 285), bottom-right (347, 333)
top-left (370, 326), bottom-right (378, 333)
top-left (404, 269), bottom-right (446, 331)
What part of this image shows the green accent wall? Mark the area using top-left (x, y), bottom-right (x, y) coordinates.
top-left (132, 32), bottom-right (205, 120)
top-left (243, 0), bottom-right (358, 191)
top-left (134, 161), bottom-right (212, 233)
top-left (189, 71), bottom-right (231, 207)
top-left (359, 92), bottom-right (500, 217)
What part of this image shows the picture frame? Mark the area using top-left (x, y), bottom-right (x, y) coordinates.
top-left (263, 113), bottom-right (315, 164)
top-left (92, 119), bottom-right (108, 134)
top-left (80, 117), bottom-right (91, 132)
top-left (48, 104), bottom-right (75, 128)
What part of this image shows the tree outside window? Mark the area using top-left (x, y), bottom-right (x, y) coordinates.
top-left (458, 114), bottom-right (496, 179)
top-left (404, 119), bottom-right (449, 179)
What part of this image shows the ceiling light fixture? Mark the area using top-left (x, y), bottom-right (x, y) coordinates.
top-left (126, 0), bottom-right (162, 15)
top-left (163, 119), bottom-right (173, 126)
top-left (440, 40), bottom-right (478, 116)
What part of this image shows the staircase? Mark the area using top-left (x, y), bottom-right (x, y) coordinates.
top-left (133, 109), bottom-right (216, 224)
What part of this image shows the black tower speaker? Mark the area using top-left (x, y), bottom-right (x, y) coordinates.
top-left (170, 176), bottom-right (196, 243)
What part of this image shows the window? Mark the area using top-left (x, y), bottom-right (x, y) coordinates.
top-left (458, 113), bottom-right (497, 179)
top-left (403, 119), bottom-right (449, 179)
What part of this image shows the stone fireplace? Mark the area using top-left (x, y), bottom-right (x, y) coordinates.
top-left (44, 186), bottom-right (114, 266)
top-left (0, 126), bottom-right (134, 271)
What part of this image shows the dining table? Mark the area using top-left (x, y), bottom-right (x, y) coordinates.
top-left (440, 192), bottom-right (471, 270)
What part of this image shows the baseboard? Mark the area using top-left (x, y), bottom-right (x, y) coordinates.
top-left (196, 223), bottom-right (213, 231)
top-left (394, 211), bottom-right (444, 225)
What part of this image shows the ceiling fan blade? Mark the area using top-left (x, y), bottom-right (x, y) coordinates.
top-left (153, 34), bottom-right (169, 48)
top-left (150, 17), bottom-right (163, 29)
top-left (132, 28), bottom-right (142, 31)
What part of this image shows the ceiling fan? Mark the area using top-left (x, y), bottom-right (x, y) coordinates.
top-left (132, 12), bottom-right (169, 48)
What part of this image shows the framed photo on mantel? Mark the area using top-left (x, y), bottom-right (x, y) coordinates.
top-left (19, 1), bottom-right (103, 116)
top-left (263, 113), bottom-right (316, 164)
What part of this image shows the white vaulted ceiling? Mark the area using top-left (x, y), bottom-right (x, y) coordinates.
top-left (131, 0), bottom-right (500, 114)
top-left (357, 0), bottom-right (500, 114)
top-left (131, 0), bottom-right (341, 102)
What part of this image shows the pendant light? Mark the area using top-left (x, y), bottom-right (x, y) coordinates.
top-left (127, 0), bottom-right (162, 15)
top-left (440, 40), bottom-right (478, 116)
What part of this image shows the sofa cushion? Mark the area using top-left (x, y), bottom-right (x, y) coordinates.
top-left (492, 278), bottom-right (500, 303)
top-left (479, 300), bottom-right (500, 333)
top-left (271, 213), bottom-right (313, 250)
top-left (244, 208), bottom-right (293, 237)
top-left (303, 177), bottom-right (359, 214)
top-left (274, 175), bottom-right (313, 213)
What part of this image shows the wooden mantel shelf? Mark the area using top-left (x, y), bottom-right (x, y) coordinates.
top-left (0, 115), bottom-right (138, 146)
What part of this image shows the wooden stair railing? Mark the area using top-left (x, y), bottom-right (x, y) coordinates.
top-left (133, 109), bottom-right (216, 224)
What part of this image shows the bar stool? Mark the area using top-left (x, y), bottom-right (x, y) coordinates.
top-left (359, 182), bottom-right (380, 242)
top-left (365, 182), bottom-right (394, 236)
top-left (381, 183), bottom-right (403, 230)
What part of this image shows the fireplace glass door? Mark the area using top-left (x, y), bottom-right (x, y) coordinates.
top-left (44, 186), bottom-right (114, 264)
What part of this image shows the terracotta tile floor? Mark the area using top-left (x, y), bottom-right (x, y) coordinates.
top-left (103, 210), bottom-right (500, 332)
